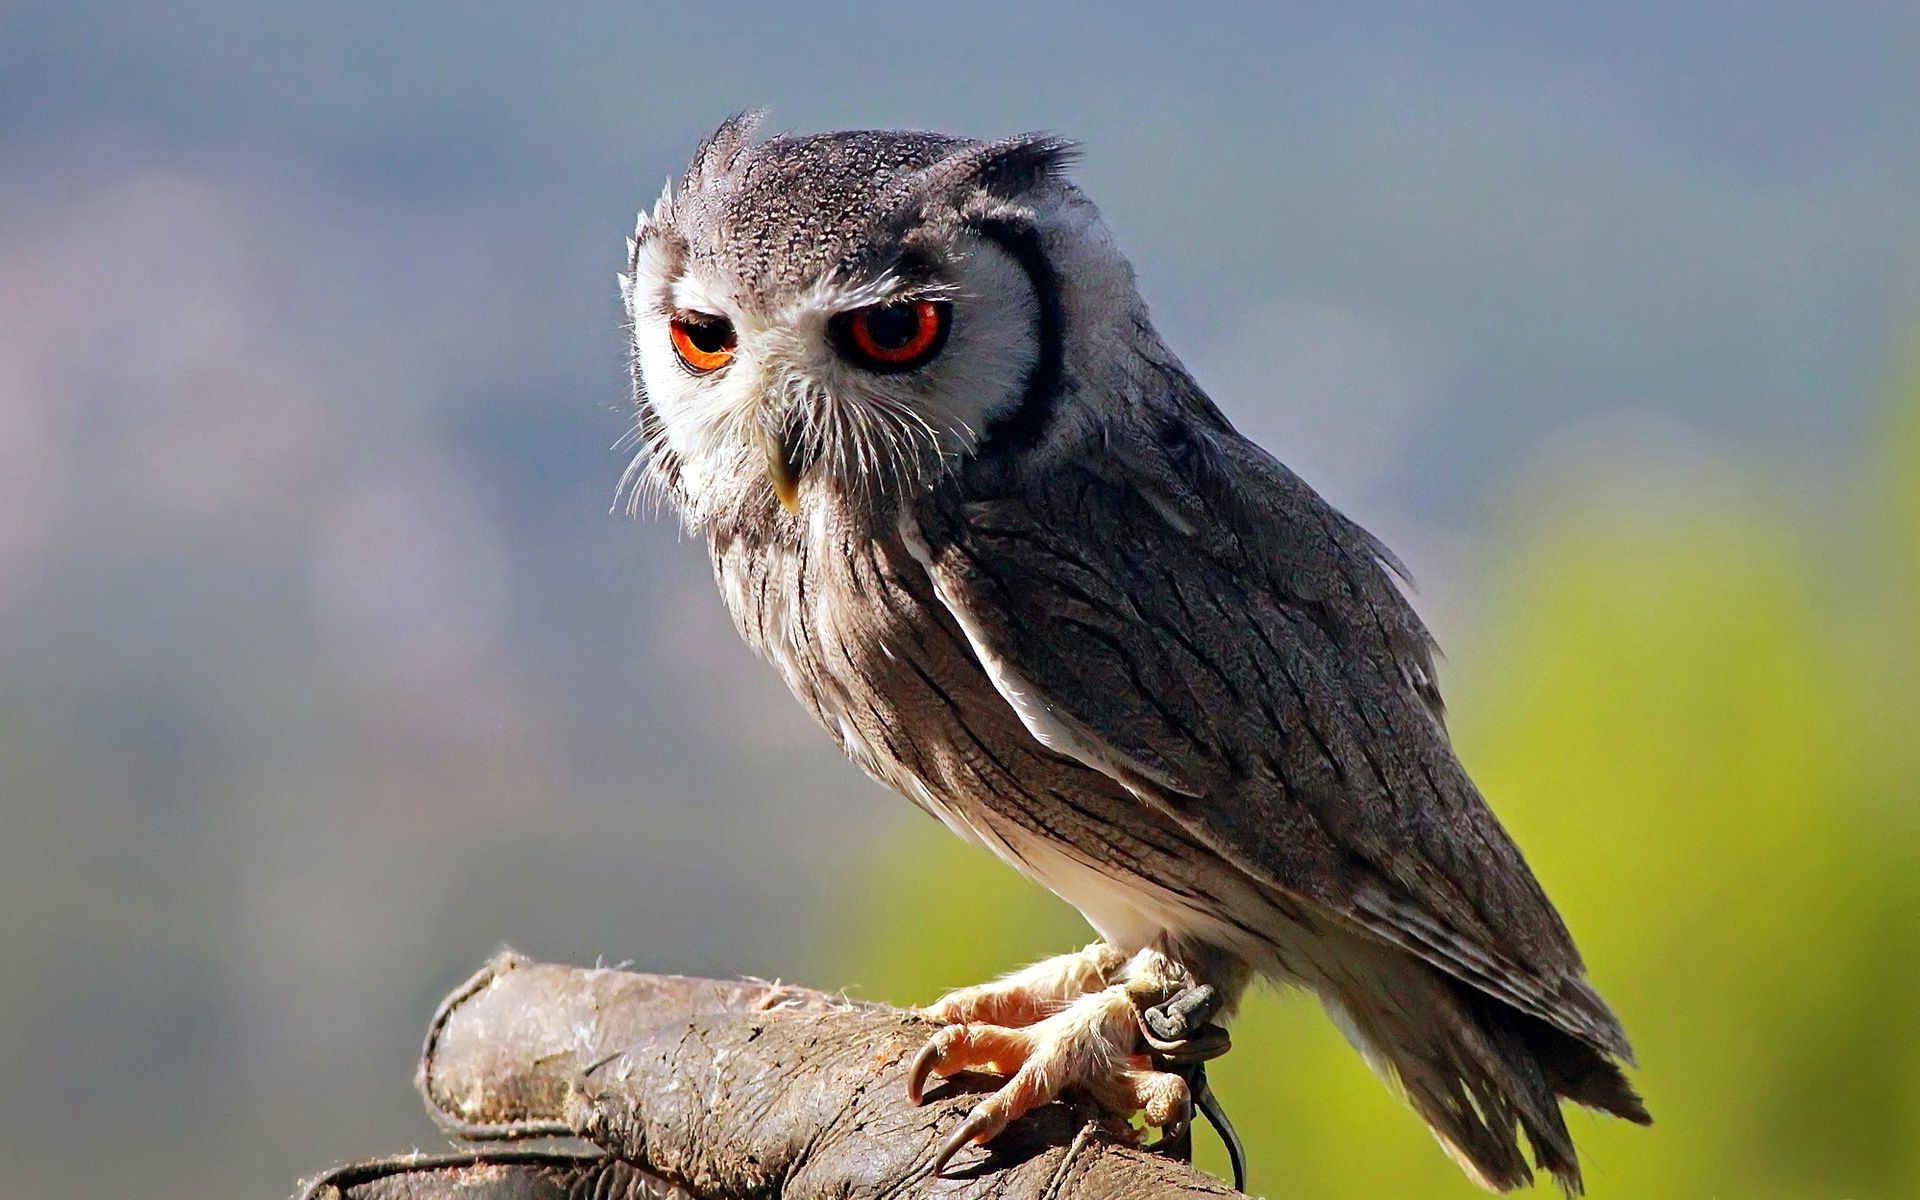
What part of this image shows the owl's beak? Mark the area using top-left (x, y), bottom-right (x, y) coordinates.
top-left (762, 423), bottom-right (803, 514)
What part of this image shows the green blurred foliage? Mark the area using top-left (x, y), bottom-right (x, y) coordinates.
top-left (825, 372), bottom-right (1920, 1197)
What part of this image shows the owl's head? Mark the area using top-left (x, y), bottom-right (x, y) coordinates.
top-left (621, 114), bottom-right (1143, 530)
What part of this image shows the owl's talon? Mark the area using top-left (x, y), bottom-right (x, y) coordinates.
top-left (909, 981), bottom-right (1192, 1174)
top-left (925, 1103), bottom-right (1008, 1177)
top-left (907, 1025), bottom-right (958, 1105)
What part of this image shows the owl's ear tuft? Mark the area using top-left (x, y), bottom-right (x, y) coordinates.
top-left (686, 109), bottom-right (769, 188)
top-left (923, 133), bottom-right (1080, 203)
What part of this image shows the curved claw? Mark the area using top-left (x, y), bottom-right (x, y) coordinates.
top-left (924, 1104), bottom-right (1006, 1178)
top-left (909, 982), bottom-right (1206, 1178)
top-left (906, 1027), bottom-right (955, 1106)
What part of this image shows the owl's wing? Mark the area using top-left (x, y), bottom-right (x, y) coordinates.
top-left (908, 389), bottom-right (1631, 1061)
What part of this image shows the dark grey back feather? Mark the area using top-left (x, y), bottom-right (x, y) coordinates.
top-left (918, 363), bottom-right (1634, 1062)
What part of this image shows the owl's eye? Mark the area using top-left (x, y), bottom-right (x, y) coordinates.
top-left (668, 312), bottom-right (736, 374)
top-left (832, 299), bottom-right (951, 374)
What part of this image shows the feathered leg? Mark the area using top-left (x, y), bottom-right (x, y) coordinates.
top-left (919, 940), bottom-right (1126, 1027)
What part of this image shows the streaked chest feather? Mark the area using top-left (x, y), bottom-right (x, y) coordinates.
top-left (707, 514), bottom-right (1267, 955)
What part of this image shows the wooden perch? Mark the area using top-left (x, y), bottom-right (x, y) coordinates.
top-left (299, 952), bottom-right (1250, 1200)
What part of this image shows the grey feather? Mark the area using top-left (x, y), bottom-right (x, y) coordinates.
top-left (918, 405), bottom-right (1633, 1059)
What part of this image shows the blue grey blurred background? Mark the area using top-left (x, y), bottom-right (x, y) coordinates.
top-left (3, 5), bottom-right (1918, 1198)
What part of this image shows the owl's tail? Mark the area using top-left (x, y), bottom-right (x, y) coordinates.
top-left (1318, 947), bottom-right (1650, 1194)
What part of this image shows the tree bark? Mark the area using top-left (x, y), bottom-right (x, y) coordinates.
top-left (298, 952), bottom-right (1249, 1200)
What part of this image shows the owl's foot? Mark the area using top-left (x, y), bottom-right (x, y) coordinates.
top-left (909, 950), bottom-right (1198, 1178)
top-left (919, 941), bottom-right (1126, 1028)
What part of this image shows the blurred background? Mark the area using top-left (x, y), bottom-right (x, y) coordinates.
top-left (3, 4), bottom-right (1917, 1197)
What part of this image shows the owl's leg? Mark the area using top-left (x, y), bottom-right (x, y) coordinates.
top-left (908, 948), bottom-right (1196, 1177)
top-left (919, 940), bottom-right (1126, 1028)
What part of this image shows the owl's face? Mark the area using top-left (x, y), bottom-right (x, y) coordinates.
top-left (622, 119), bottom-right (1111, 531)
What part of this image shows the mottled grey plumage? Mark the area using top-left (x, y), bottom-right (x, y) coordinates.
top-left (622, 114), bottom-right (1647, 1192)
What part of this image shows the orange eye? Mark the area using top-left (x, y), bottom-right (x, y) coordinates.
top-left (833, 299), bottom-right (950, 373)
top-left (668, 313), bottom-right (736, 373)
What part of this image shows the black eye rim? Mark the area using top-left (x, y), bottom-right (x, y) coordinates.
top-left (672, 310), bottom-right (735, 350)
top-left (667, 310), bottom-right (737, 374)
top-left (829, 298), bottom-right (953, 374)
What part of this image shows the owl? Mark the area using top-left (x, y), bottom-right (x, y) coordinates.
top-left (620, 113), bottom-right (1648, 1193)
